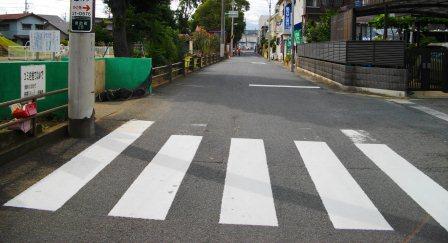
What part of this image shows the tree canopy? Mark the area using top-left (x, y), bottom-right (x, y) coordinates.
top-left (191, 0), bottom-right (249, 44)
top-left (103, 0), bottom-right (249, 62)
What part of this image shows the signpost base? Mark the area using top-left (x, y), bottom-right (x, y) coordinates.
top-left (68, 117), bottom-right (95, 138)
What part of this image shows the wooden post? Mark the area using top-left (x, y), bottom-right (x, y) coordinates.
top-left (168, 63), bottom-right (173, 82)
top-left (31, 98), bottom-right (37, 136)
top-left (383, 6), bottom-right (389, 40)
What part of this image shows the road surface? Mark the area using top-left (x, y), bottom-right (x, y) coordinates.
top-left (1, 54), bottom-right (448, 242)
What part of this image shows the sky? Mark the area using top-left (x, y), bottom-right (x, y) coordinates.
top-left (0, 0), bottom-right (269, 29)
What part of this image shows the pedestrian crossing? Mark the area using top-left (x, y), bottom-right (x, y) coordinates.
top-left (3, 120), bottom-right (448, 233)
top-left (295, 141), bottom-right (392, 230)
top-left (109, 135), bottom-right (202, 220)
top-left (219, 138), bottom-right (278, 226)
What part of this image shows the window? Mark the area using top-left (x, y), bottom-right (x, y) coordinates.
top-left (306, 0), bottom-right (319, 7)
top-left (0, 23), bottom-right (9, 31)
top-left (22, 24), bottom-right (32, 30)
top-left (35, 24), bottom-right (45, 30)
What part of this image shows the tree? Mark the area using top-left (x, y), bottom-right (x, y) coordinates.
top-left (304, 10), bottom-right (336, 43)
top-left (176, 0), bottom-right (201, 33)
top-left (369, 15), bottom-right (448, 42)
top-left (94, 19), bottom-right (113, 45)
top-left (103, 0), bottom-right (130, 56)
top-left (191, 0), bottom-right (249, 44)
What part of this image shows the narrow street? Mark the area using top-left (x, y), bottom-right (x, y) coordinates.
top-left (1, 54), bottom-right (447, 242)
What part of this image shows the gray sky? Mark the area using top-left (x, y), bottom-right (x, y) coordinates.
top-left (1, 0), bottom-right (268, 29)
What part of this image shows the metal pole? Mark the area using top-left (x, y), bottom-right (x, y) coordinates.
top-left (220, 0), bottom-right (225, 57)
top-left (267, 0), bottom-right (272, 62)
top-left (231, 18), bottom-right (234, 57)
top-left (290, 0), bottom-right (295, 72)
top-left (230, 0), bottom-right (235, 57)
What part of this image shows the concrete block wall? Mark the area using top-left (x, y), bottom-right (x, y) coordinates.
top-left (297, 57), bottom-right (407, 91)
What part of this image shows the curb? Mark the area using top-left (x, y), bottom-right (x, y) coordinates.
top-left (0, 122), bottom-right (68, 166)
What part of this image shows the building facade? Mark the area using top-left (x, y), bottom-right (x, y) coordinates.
top-left (264, 0), bottom-right (346, 61)
top-left (239, 30), bottom-right (258, 50)
top-left (0, 13), bottom-right (68, 45)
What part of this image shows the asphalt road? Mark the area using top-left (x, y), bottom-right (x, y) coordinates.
top-left (1, 54), bottom-right (448, 242)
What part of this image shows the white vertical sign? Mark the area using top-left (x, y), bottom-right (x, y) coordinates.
top-left (30, 30), bottom-right (61, 53)
top-left (21, 65), bottom-right (46, 98)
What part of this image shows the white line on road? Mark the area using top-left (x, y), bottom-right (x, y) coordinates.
top-left (249, 84), bottom-right (321, 89)
top-left (219, 138), bottom-right (278, 226)
top-left (341, 129), bottom-right (376, 144)
top-left (109, 135), bottom-right (202, 220)
top-left (4, 120), bottom-right (154, 211)
top-left (356, 144), bottom-right (448, 232)
top-left (295, 141), bottom-right (392, 230)
top-left (387, 99), bottom-right (415, 105)
top-left (411, 105), bottom-right (448, 123)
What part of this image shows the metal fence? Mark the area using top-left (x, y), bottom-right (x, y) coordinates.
top-left (0, 89), bottom-right (68, 136)
top-left (297, 41), bottom-right (347, 63)
top-left (6, 46), bottom-right (114, 61)
top-left (407, 47), bottom-right (448, 91)
top-left (297, 41), bottom-right (405, 67)
top-left (0, 54), bottom-right (223, 136)
top-left (151, 54), bottom-right (222, 88)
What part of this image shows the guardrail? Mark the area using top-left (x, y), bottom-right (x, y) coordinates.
top-left (0, 88), bottom-right (68, 136)
top-left (151, 54), bottom-right (222, 87)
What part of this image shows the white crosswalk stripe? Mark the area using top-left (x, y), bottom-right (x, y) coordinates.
top-left (109, 135), bottom-right (203, 220)
top-left (219, 138), bottom-right (278, 226)
top-left (4, 125), bottom-right (448, 233)
top-left (357, 144), bottom-right (448, 232)
top-left (294, 141), bottom-right (393, 230)
top-left (4, 120), bottom-right (154, 211)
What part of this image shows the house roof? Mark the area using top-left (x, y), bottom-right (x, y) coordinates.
top-left (0, 13), bottom-right (34, 21)
top-left (0, 13), bottom-right (68, 35)
top-left (38, 14), bottom-right (68, 35)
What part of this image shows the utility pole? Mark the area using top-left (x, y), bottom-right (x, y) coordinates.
top-left (230, 0), bottom-right (234, 57)
top-left (290, 0), bottom-right (295, 72)
top-left (220, 0), bottom-right (225, 57)
top-left (267, 0), bottom-right (272, 62)
top-left (24, 0), bottom-right (30, 13)
top-left (68, 0), bottom-right (95, 138)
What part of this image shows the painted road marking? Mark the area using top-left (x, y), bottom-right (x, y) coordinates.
top-left (4, 120), bottom-right (154, 211)
top-left (387, 99), bottom-right (415, 105)
top-left (295, 141), bottom-right (392, 230)
top-left (219, 138), bottom-right (278, 226)
top-left (341, 129), bottom-right (376, 144)
top-left (250, 62), bottom-right (267, 65)
top-left (249, 84), bottom-right (321, 89)
top-left (356, 144), bottom-right (448, 232)
top-left (411, 105), bottom-right (448, 123)
top-left (109, 135), bottom-right (202, 220)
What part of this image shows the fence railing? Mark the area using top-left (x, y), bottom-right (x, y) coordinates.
top-left (297, 41), bottom-right (405, 68)
top-left (7, 46), bottom-right (114, 61)
top-left (151, 54), bottom-right (222, 88)
top-left (0, 54), bottom-right (222, 135)
top-left (0, 88), bottom-right (68, 136)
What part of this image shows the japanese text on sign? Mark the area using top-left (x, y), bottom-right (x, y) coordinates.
top-left (30, 30), bottom-right (60, 53)
top-left (70, 0), bottom-right (94, 32)
top-left (21, 65), bottom-right (46, 99)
